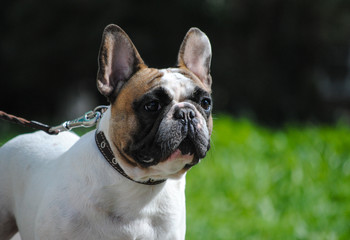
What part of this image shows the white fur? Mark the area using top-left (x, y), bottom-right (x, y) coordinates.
top-left (0, 111), bottom-right (186, 240)
top-left (159, 69), bottom-right (197, 102)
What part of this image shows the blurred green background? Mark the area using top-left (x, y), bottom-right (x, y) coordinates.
top-left (2, 0), bottom-right (350, 239)
top-left (186, 116), bottom-right (350, 240)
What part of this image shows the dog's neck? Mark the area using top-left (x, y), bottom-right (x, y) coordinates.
top-left (97, 107), bottom-right (175, 183)
top-left (95, 130), bottom-right (166, 185)
top-left (97, 107), bottom-right (143, 182)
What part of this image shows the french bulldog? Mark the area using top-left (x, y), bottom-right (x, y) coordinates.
top-left (0, 24), bottom-right (213, 240)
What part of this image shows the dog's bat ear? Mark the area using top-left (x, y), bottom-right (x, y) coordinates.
top-left (177, 28), bottom-right (212, 88)
top-left (97, 24), bottom-right (146, 102)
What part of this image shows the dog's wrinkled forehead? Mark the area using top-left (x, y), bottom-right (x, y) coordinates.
top-left (157, 68), bottom-right (198, 101)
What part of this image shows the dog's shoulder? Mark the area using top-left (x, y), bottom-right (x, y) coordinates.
top-left (0, 130), bottom-right (80, 162)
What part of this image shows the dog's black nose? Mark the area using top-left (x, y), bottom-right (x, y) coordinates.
top-left (174, 108), bottom-right (196, 123)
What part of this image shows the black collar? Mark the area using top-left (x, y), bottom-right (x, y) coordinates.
top-left (95, 131), bottom-right (166, 185)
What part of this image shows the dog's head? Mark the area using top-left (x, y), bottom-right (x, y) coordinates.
top-left (96, 24), bottom-right (212, 181)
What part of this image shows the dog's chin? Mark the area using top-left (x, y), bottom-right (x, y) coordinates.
top-left (166, 150), bottom-right (201, 175)
top-left (146, 150), bottom-right (196, 180)
top-left (165, 149), bottom-right (194, 162)
top-left (153, 143), bottom-right (202, 179)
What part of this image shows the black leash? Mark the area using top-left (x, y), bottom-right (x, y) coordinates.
top-left (0, 110), bottom-right (59, 135)
top-left (0, 106), bottom-right (108, 135)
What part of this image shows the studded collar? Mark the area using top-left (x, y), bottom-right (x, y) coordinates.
top-left (95, 131), bottom-right (166, 185)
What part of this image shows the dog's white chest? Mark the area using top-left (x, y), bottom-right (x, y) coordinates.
top-left (33, 177), bottom-right (186, 240)
top-left (38, 198), bottom-right (185, 240)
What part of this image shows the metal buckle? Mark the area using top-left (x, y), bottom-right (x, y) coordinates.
top-left (49, 105), bottom-right (108, 133)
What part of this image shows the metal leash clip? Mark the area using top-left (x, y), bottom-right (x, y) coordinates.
top-left (49, 105), bottom-right (108, 134)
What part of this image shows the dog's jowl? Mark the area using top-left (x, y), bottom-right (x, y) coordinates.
top-left (0, 24), bottom-right (212, 240)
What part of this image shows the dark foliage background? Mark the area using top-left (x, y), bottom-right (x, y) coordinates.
top-left (1, 0), bottom-right (350, 125)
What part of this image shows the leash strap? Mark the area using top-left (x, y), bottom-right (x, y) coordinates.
top-left (95, 131), bottom-right (166, 185)
top-left (0, 106), bottom-right (108, 135)
top-left (0, 110), bottom-right (59, 135)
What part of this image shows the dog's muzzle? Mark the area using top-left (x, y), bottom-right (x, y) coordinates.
top-left (158, 104), bottom-right (210, 161)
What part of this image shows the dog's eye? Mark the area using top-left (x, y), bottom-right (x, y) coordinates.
top-left (144, 101), bottom-right (161, 112)
top-left (200, 98), bottom-right (211, 111)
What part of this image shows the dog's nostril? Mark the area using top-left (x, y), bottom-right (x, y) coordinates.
top-left (188, 109), bottom-right (195, 119)
top-left (174, 108), bottom-right (196, 121)
top-left (174, 109), bottom-right (185, 120)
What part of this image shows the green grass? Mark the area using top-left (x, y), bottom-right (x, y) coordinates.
top-left (186, 116), bottom-right (350, 240)
top-left (1, 115), bottom-right (350, 239)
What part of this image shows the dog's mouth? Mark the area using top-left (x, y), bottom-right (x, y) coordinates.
top-left (157, 137), bottom-right (199, 171)
top-left (127, 117), bottom-right (211, 168)
top-left (178, 137), bottom-right (196, 156)
top-left (161, 136), bottom-right (207, 167)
